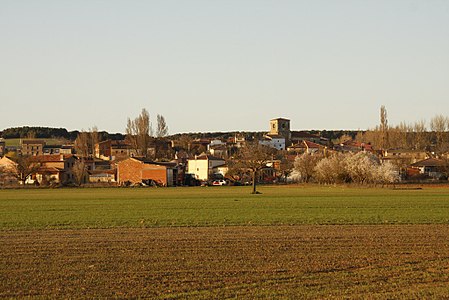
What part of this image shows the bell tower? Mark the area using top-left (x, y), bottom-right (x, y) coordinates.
top-left (269, 118), bottom-right (291, 145)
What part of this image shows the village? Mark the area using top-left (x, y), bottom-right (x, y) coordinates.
top-left (0, 116), bottom-right (448, 188)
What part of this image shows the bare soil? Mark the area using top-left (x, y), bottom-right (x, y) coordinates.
top-left (1, 225), bottom-right (449, 299)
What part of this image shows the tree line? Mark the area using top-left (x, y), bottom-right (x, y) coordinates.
top-left (0, 126), bottom-right (125, 141)
top-left (291, 152), bottom-right (398, 185)
top-left (355, 107), bottom-right (449, 155)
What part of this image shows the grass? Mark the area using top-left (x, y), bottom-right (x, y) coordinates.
top-left (1, 185), bottom-right (449, 229)
top-left (3, 138), bottom-right (65, 147)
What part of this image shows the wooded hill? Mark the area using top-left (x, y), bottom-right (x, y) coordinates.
top-left (0, 126), bottom-right (360, 143)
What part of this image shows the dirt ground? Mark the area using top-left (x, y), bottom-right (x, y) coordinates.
top-left (1, 225), bottom-right (449, 299)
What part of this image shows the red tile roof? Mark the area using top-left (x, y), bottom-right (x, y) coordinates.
top-left (31, 154), bottom-right (74, 162)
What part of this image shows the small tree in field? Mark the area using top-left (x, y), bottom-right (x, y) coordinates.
top-left (238, 142), bottom-right (274, 194)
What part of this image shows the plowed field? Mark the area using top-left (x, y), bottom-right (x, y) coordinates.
top-left (2, 225), bottom-right (449, 299)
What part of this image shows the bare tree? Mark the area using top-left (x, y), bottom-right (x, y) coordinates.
top-left (156, 114), bottom-right (169, 138)
top-left (9, 155), bottom-right (40, 185)
top-left (126, 108), bottom-right (152, 158)
top-left (75, 130), bottom-right (90, 158)
top-left (430, 115), bottom-right (448, 154)
top-left (238, 142), bottom-right (274, 194)
top-left (413, 120), bottom-right (428, 151)
top-left (277, 155), bottom-right (294, 183)
top-left (71, 159), bottom-right (87, 186)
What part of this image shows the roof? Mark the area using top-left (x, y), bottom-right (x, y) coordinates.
top-left (121, 157), bottom-right (176, 168)
top-left (410, 158), bottom-right (446, 167)
top-left (270, 118), bottom-right (290, 121)
top-left (288, 140), bottom-right (322, 149)
top-left (303, 140), bottom-right (322, 148)
top-left (36, 166), bottom-right (63, 173)
top-left (21, 139), bottom-right (45, 145)
top-left (265, 134), bottom-right (285, 139)
top-left (31, 154), bottom-right (74, 163)
top-left (386, 149), bottom-right (427, 154)
top-left (291, 131), bottom-right (320, 139)
top-left (341, 140), bottom-right (373, 151)
top-left (194, 154), bottom-right (225, 161)
top-left (43, 145), bottom-right (63, 149)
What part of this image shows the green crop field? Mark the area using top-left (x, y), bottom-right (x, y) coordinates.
top-left (1, 185), bottom-right (449, 230)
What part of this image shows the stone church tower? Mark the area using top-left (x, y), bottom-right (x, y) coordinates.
top-left (269, 118), bottom-right (291, 145)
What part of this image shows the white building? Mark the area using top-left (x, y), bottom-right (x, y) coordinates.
top-left (187, 154), bottom-right (226, 181)
top-left (259, 134), bottom-right (286, 151)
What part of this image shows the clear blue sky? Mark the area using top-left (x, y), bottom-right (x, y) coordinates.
top-left (1, 0), bottom-right (448, 134)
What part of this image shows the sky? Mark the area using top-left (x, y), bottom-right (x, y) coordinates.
top-left (1, 0), bottom-right (448, 134)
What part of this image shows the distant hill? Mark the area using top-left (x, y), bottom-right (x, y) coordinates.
top-left (0, 126), bottom-right (125, 141)
top-left (0, 126), bottom-right (362, 143)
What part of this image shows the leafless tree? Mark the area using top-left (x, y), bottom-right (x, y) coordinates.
top-left (277, 154), bottom-right (294, 183)
top-left (8, 155), bottom-right (40, 185)
top-left (293, 153), bottom-right (322, 183)
top-left (430, 115), bottom-right (448, 154)
top-left (413, 120), bottom-right (428, 151)
top-left (238, 142), bottom-right (274, 194)
top-left (75, 130), bottom-right (90, 158)
top-left (156, 114), bottom-right (169, 138)
top-left (126, 108), bottom-right (152, 158)
top-left (71, 159), bottom-right (87, 186)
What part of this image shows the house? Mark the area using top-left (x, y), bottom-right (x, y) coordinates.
top-left (43, 145), bottom-right (62, 155)
top-left (383, 149), bottom-right (429, 164)
top-left (227, 135), bottom-right (246, 148)
top-left (30, 154), bottom-right (77, 185)
top-left (335, 140), bottom-right (374, 153)
top-left (95, 140), bottom-right (137, 160)
top-left (60, 145), bottom-right (75, 155)
top-left (187, 154), bottom-right (226, 181)
top-left (259, 134), bottom-right (286, 151)
top-left (287, 140), bottom-right (325, 154)
top-left (88, 169), bottom-right (116, 183)
top-left (21, 139), bottom-right (45, 156)
top-left (408, 158), bottom-right (448, 180)
top-left (291, 131), bottom-right (324, 145)
top-left (117, 157), bottom-right (177, 186)
top-left (208, 144), bottom-right (228, 158)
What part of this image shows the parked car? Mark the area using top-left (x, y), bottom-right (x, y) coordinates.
top-left (212, 179), bottom-right (227, 186)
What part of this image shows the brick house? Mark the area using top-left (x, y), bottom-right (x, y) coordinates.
top-left (117, 157), bottom-right (177, 186)
top-left (95, 140), bottom-right (138, 160)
